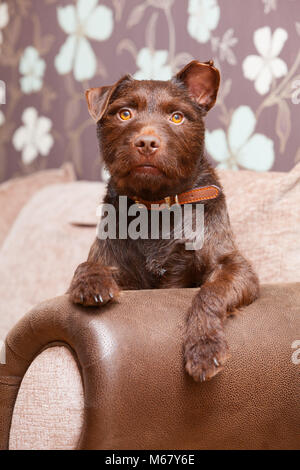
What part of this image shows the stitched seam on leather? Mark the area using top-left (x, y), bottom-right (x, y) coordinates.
top-left (182, 191), bottom-right (219, 204)
top-left (181, 186), bottom-right (217, 197)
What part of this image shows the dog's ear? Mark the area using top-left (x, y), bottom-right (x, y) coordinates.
top-left (85, 86), bottom-right (112, 122)
top-left (175, 60), bottom-right (220, 112)
top-left (85, 75), bottom-right (132, 122)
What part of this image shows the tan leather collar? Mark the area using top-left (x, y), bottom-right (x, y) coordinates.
top-left (133, 185), bottom-right (221, 209)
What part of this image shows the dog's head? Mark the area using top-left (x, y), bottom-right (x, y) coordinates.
top-left (86, 60), bottom-right (220, 200)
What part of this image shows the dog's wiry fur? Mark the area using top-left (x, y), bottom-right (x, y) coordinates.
top-left (68, 61), bottom-right (259, 382)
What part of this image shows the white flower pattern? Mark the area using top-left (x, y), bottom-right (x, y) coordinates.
top-left (55, 0), bottom-right (113, 81)
top-left (134, 48), bottom-right (172, 80)
top-left (205, 106), bottom-right (274, 171)
top-left (242, 26), bottom-right (288, 95)
top-left (187, 0), bottom-right (220, 44)
top-left (0, 2), bottom-right (9, 45)
top-left (12, 108), bottom-right (54, 164)
top-left (19, 47), bottom-right (46, 94)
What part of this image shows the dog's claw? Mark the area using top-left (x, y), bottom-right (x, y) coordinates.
top-left (201, 373), bottom-right (206, 382)
top-left (98, 294), bottom-right (103, 303)
top-left (213, 357), bottom-right (219, 367)
top-left (109, 292), bottom-right (114, 299)
top-left (80, 294), bottom-right (84, 303)
top-left (94, 295), bottom-right (99, 303)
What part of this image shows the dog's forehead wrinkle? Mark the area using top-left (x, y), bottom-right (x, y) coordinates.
top-left (113, 79), bottom-right (186, 112)
top-left (110, 95), bottom-right (147, 110)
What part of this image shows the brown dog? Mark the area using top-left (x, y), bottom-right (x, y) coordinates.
top-left (68, 60), bottom-right (259, 382)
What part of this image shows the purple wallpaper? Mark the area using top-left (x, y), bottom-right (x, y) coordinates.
top-left (0, 0), bottom-right (299, 183)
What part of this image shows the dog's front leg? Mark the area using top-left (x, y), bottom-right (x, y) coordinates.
top-left (68, 239), bottom-right (120, 307)
top-left (184, 252), bottom-right (259, 382)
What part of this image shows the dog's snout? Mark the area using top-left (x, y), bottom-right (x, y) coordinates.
top-left (134, 134), bottom-right (160, 154)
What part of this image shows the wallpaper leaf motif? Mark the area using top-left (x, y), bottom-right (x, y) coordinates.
top-left (0, 0), bottom-right (299, 182)
top-left (126, 3), bottom-right (148, 29)
top-left (275, 99), bottom-right (291, 154)
top-left (211, 28), bottom-right (238, 66)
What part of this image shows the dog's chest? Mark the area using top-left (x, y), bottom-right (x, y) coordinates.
top-left (133, 205), bottom-right (206, 285)
top-left (140, 237), bottom-right (198, 286)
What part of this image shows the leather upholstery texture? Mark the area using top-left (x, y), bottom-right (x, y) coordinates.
top-left (0, 283), bottom-right (299, 450)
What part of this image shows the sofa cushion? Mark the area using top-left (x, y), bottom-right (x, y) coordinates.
top-left (218, 163), bottom-right (300, 284)
top-left (0, 163), bottom-right (75, 248)
top-left (9, 346), bottom-right (83, 450)
top-left (0, 181), bottom-right (106, 341)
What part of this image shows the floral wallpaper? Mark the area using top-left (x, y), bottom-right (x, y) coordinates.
top-left (0, 0), bottom-right (299, 183)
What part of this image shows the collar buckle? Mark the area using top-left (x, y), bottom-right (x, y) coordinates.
top-left (133, 197), bottom-right (145, 209)
top-left (164, 195), bottom-right (179, 209)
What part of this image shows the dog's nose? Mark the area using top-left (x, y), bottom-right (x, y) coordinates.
top-left (134, 134), bottom-right (160, 154)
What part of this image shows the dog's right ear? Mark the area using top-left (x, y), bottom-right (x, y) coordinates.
top-left (85, 75), bottom-right (132, 123)
top-left (85, 86), bottom-right (112, 123)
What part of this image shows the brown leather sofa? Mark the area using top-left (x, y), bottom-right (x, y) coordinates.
top-left (1, 283), bottom-right (299, 450)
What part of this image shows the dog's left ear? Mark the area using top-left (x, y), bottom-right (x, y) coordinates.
top-left (85, 75), bottom-right (132, 122)
top-left (175, 60), bottom-right (220, 113)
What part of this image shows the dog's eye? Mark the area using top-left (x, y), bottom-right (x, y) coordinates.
top-left (170, 112), bottom-right (184, 124)
top-left (119, 109), bottom-right (132, 121)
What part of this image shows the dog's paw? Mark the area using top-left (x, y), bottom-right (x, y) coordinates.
top-left (68, 262), bottom-right (120, 307)
top-left (184, 316), bottom-right (230, 382)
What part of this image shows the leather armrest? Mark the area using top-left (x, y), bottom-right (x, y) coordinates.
top-left (1, 283), bottom-right (299, 450)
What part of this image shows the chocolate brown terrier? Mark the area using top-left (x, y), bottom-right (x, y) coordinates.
top-left (68, 60), bottom-right (259, 382)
